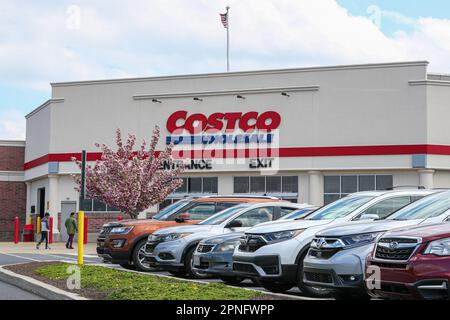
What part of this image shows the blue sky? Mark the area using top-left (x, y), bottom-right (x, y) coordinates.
top-left (1, 0), bottom-right (450, 139)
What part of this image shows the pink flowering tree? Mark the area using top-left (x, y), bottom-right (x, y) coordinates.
top-left (72, 126), bottom-right (184, 219)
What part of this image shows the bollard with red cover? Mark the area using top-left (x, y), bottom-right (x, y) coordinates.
top-left (118, 216), bottom-right (123, 221)
top-left (84, 216), bottom-right (88, 244)
top-left (14, 217), bottom-right (19, 244)
top-left (49, 216), bottom-right (53, 244)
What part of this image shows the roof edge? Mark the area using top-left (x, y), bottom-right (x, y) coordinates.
top-left (25, 98), bottom-right (65, 119)
top-left (51, 61), bottom-right (430, 88)
top-left (0, 140), bottom-right (25, 147)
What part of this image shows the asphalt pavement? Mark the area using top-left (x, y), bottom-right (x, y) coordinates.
top-left (0, 249), bottom-right (324, 299)
top-left (0, 280), bottom-right (44, 300)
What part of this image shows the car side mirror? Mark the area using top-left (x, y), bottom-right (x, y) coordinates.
top-left (226, 220), bottom-right (243, 229)
top-left (175, 213), bottom-right (190, 223)
top-left (360, 214), bottom-right (379, 221)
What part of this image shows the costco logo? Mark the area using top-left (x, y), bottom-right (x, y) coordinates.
top-left (166, 110), bottom-right (281, 134)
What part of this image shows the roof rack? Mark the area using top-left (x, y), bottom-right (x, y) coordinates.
top-left (385, 185), bottom-right (426, 190)
top-left (204, 195), bottom-right (280, 200)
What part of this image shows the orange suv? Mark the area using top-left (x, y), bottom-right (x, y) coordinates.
top-left (97, 196), bottom-right (283, 271)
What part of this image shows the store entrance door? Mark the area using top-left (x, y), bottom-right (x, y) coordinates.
top-left (61, 202), bottom-right (77, 242)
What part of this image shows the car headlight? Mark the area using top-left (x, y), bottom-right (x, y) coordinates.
top-left (161, 233), bottom-right (193, 242)
top-left (340, 232), bottom-right (382, 247)
top-left (109, 226), bottom-right (133, 235)
top-left (215, 240), bottom-right (241, 252)
top-left (148, 234), bottom-right (161, 242)
top-left (263, 229), bottom-right (305, 243)
top-left (424, 237), bottom-right (450, 256)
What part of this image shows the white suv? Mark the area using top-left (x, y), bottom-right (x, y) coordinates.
top-left (144, 202), bottom-right (308, 278)
top-left (232, 189), bottom-right (436, 296)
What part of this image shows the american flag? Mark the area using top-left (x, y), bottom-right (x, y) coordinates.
top-left (220, 12), bottom-right (228, 29)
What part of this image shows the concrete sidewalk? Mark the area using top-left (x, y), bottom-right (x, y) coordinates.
top-left (0, 242), bottom-right (97, 255)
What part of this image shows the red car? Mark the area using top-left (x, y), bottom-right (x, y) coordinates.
top-left (366, 222), bottom-right (450, 300)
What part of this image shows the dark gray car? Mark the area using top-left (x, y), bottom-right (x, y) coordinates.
top-left (192, 206), bottom-right (318, 285)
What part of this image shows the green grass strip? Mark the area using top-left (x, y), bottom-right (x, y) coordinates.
top-left (34, 263), bottom-right (262, 300)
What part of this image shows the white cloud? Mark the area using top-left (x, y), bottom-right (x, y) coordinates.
top-left (0, 109), bottom-right (26, 140)
top-left (1, 0), bottom-right (450, 86)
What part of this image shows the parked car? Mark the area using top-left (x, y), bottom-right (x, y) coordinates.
top-left (96, 195), bottom-right (281, 271)
top-left (277, 206), bottom-right (319, 221)
top-left (303, 190), bottom-right (446, 299)
top-left (232, 189), bottom-right (437, 296)
top-left (366, 221), bottom-right (450, 300)
top-left (144, 202), bottom-right (307, 277)
top-left (192, 205), bottom-right (318, 285)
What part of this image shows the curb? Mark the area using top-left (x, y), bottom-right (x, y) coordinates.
top-left (0, 264), bottom-right (88, 300)
top-left (97, 264), bottom-right (323, 300)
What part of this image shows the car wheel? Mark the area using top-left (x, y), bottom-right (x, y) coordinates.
top-left (219, 276), bottom-right (245, 286)
top-left (185, 246), bottom-right (209, 279)
top-left (132, 239), bottom-right (157, 272)
top-left (260, 280), bottom-right (293, 293)
top-left (296, 253), bottom-right (331, 297)
top-left (119, 263), bottom-right (136, 271)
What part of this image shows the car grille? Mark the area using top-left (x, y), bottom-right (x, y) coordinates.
top-left (145, 240), bottom-right (162, 254)
top-left (232, 263), bottom-right (259, 275)
top-left (197, 244), bottom-right (215, 253)
top-left (309, 248), bottom-right (342, 259)
top-left (238, 235), bottom-right (267, 253)
top-left (375, 237), bottom-right (419, 261)
top-left (304, 272), bottom-right (333, 284)
top-left (370, 261), bottom-right (408, 269)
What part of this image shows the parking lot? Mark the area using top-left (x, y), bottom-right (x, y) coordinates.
top-left (0, 244), bottom-right (325, 300)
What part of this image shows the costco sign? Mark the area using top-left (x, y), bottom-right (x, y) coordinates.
top-left (166, 110), bottom-right (281, 134)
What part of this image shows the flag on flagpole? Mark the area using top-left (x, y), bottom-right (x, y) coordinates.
top-left (220, 12), bottom-right (229, 29)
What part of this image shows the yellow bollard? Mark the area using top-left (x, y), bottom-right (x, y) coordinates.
top-left (37, 216), bottom-right (41, 233)
top-left (78, 211), bottom-right (84, 266)
top-left (28, 216), bottom-right (32, 225)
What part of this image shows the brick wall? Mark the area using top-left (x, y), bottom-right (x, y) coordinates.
top-left (0, 181), bottom-right (26, 241)
top-left (0, 143), bottom-right (26, 241)
top-left (0, 146), bottom-right (25, 171)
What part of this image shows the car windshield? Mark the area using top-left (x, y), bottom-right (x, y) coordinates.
top-left (152, 200), bottom-right (190, 220)
top-left (198, 204), bottom-right (250, 225)
top-left (388, 192), bottom-right (450, 221)
top-left (280, 208), bottom-right (316, 220)
top-left (306, 195), bottom-right (375, 221)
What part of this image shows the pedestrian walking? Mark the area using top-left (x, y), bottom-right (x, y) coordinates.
top-left (65, 212), bottom-right (78, 249)
top-left (36, 212), bottom-right (51, 250)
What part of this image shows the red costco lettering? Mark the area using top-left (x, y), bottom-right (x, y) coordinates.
top-left (166, 111), bottom-right (281, 134)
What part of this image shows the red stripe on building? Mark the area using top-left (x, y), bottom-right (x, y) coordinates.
top-left (24, 144), bottom-right (450, 170)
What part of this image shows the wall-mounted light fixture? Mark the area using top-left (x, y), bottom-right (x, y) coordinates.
top-left (193, 97), bottom-right (203, 102)
top-left (236, 95), bottom-right (246, 100)
top-left (152, 99), bottom-right (162, 103)
top-left (281, 92), bottom-right (290, 97)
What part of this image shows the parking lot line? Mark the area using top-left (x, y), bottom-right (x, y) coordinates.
top-left (0, 252), bottom-right (43, 263)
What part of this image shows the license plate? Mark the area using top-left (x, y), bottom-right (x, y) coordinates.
top-left (193, 255), bottom-right (201, 267)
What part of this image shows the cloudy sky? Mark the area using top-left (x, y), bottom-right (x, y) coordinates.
top-left (1, 0), bottom-right (450, 140)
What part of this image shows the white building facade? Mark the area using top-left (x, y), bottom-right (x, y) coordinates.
top-left (24, 61), bottom-right (450, 235)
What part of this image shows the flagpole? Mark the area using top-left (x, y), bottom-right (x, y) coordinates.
top-left (226, 6), bottom-right (230, 72)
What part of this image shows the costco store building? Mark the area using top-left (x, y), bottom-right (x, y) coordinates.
top-left (23, 61), bottom-right (450, 238)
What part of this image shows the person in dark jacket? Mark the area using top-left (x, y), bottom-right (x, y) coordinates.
top-left (65, 212), bottom-right (78, 249)
top-left (36, 212), bottom-right (51, 250)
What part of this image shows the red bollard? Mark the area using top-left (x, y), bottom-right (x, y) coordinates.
top-left (49, 216), bottom-right (53, 245)
top-left (84, 216), bottom-right (88, 244)
top-left (14, 217), bottom-right (19, 244)
top-left (118, 216), bottom-right (123, 221)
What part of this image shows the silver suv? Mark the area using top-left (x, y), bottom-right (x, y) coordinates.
top-left (303, 190), bottom-right (449, 299)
